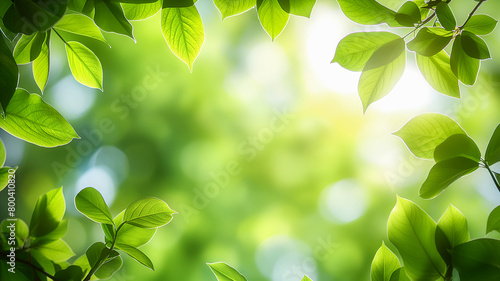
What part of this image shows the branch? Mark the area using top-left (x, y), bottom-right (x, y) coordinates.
top-left (0, 254), bottom-right (58, 280)
top-left (403, 12), bottom-right (436, 39)
top-left (460, 0), bottom-right (487, 29)
top-left (484, 161), bottom-right (500, 192)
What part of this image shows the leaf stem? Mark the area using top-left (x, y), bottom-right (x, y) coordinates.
top-left (83, 223), bottom-right (124, 281)
top-left (403, 12), bottom-right (436, 39)
top-left (484, 161), bottom-right (500, 192)
top-left (459, 0), bottom-right (487, 29)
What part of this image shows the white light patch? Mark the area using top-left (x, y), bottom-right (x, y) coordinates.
top-left (48, 76), bottom-right (97, 120)
top-left (90, 146), bottom-right (129, 184)
top-left (75, 167), bottom-right (116, 206)
top-left (319, 179), bottom-right (368, 223)
top-left (246, 42), bottom-right (289, 86)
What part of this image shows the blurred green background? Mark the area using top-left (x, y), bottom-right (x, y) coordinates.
top-left (2, 0), bottom-right (500, 280)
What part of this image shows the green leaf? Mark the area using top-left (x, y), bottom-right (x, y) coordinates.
top-left (395, 1), bottom-right (421, 27)
top-left (407, 27), bottom-right (453, 57)
top-left (336, 0), bottom-right (400, 27)
top-left (435, 205), bottom-right (469, 264)
top-left (460, 31), bottom-right (490, 60)
top-left (434, 134), bottom-right (481, 162)
top-left (301, 276), bottom-right (313, 281)
top-left (0, 167), bottom-right (16, 192)
top-left (277, 0), bottom-right (316, 18)
top-left (2, 0), bottom-right (67, 35)
top-left (0, 89), bottom-right (79, 147)
top-left (393, 113), bottom-right (466, 159)
top-left (435, 2), bottom-right (455, 31)
top-left (32, 239), bottom-right (75, 262)
top-left (33, 30), bottom-right (50, 93)
top-left (371, 242), bottom-right (401, 281)
top-left (161, 5), bottom-right (204, 71)
top-left (29, 187), bottom-right (65, 237)
top-left (124, 197), bottom-right (176, 228)
top-left (67, 0), bottom-right (96, 17)
top-left (112, 0), bottom-right (157, 3)
top-left (95, 255), bottom-right (123, 279)
top-left (75, 187), bottom-right (114, 225)
top-left (1, 218), bottom-right (29, 246)
top-left (0, 2), bottom-right (18, 41)
top-left (451, 238), bottom-right (500, 281)
top-left (358, 38), bottom-right (405, 112)
top-left (53, 265), bottom-right (83, 281)
top-left (463, 15), bottom-right (498, 35)
top-left (214, 0), bottom-right (256, 19)
top-left (389, 268), bottom-right (411, 281)
top-left (332, 32), bottom-right (402, 72)
top-left (66, 41), bottom-right (103, 90)
top-left (13, 32), bottom-right (45, 64)
top-left (162, 0), bottom-right (197, 7)
top-left (257, 0), bottom-right (289, 40)
top-left (122, 1), bottom-right (162, 20)
top-left (415, 51), bottom-right (459, 98)
top-left (487, 205), bottom-right (500, 234)
top-left (86, 242), bottom-right (109, 268)
top-left (54, 14), bottom-right (108, 45)
top-left (113, 211), bottom-right (157, 247)
top-left (450, 34), bottom-right (480, 85)
top-left (420, 157), bottom-right (479, 199)
top-left (94, 0), bottom-right (134, 39)
top-left (207, 262), bottom-right (248, 281)
top-left (33, 220), bottom-right (69, 245)
top-left (0, 138), bottom-right (5, 166)
top-left (0, 36), bottom-right (18, 115)
top-left (387, 197), bottom-right (446, 281)
top-left (486, 124), bottom-right (500, 165)
top-left (116, 244), bottom-right (154, 270)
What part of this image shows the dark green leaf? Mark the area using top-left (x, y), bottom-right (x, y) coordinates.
top-left (122, 1), bottom-right (162, 20)
top-left (68, 0), bottom-right (95, 17)
top-left (111, 0), bottom-right (157, 3)
top-left (207, 262), bottom-right (247, 281)
top-left (13, 32), bottom-right (45, 64)
top-left (2, 0), bottom-right (67, 35)
top-left (389, 268), bottom-right (411, 281)
top-left (451, 238), bottom-right (500, 281)
top-left (55, 14), bottom-right (108, 45)
top-left (486, 124), bottom-right (500, 165)
top-left (257, 0), bottom-right (289, 40)
top-left (337, 0), bottom-right (400, 27)
top-left (487, 205), bottom-right (500, 234)
top-left (124, 197), bottom-right (176, 228)
top-left (116, 244), bottom-right (154, 270)
top-left (161, 5), bottom-right (204, 70)
top-left (29, 187), bottom-right (65, 237)
top-left (0, 89), bottom-right (80, 147)
top-left (0, 2), bottom-right (18, 41)
top-left (278, 0), bottom-right (316, 18)
top-left (31, 239), bottom-right (75, 262)
top-left (461, 31), bottom-right (490, 60)
top-left (66, 41), bottom-right (103, 90)
top-left (388, 197), bottom-right (446, 281)
top-left (450, 34), bottom-right (480, 85)
top-left (407, 27), bottom-right (453, 56)
top-left (94, 255), bottom-right (122, 279)
top-left (435, 2), bottom-right (455, 31)
top-left (33, 220), bottom-right (68, 244)
top-left (435, 205), bottom-right (469, 264)
top-left (33, 30), bottom-right (50, 93)
top-left (394, 113), bottom-right (466, 159)
top-left (416, 51), bottom-right (459, 98)
top-left (213, 0), bottom-right (256, 19)
top-left (162, 0), bottom-right (197, 7)
top-left (94, 0), bottom-right (134, 40)
top-left (434, 134), bottom-right (481, 162)
top-left (463, 15), bottom-right (497, 35)
top-left (1, 218), bottom-right (29, 246)
top-left (420, 157), bottom-right (479, 199)
top-left (371, 242), bottom-right (400, 281)
top-left (53, 265), bottom-right (83, 281)
top-left (75, 187), bottom-right (114, 225)
top-left (395, 1), bottom-right (421, 27)
top-left (332, 32), bottom-right (401, 72)
top-left (0, 36), bottom-right (18, 114)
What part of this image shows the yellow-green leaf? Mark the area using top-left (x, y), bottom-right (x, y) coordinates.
top-left (65, 41), bottom-right (103, 90)
top-left (257, 0), bottom-right (289, 40)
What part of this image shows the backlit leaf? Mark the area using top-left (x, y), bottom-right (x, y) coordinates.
top-left (463, 15), bottom-right (497, 35)
top-left (416, 51), bottom-right (459, 98)
top-left (371, 242), bottom-right (401, 281)
top-left (257, 0), bottom-right (289, 40)
top-left (122, 1), bottom-right (162, 20)
top-left (66, 41), bottom-right (103, 90)
top-left (434, 134), bottom-right (481, 162)
top-left (208, 262), bottom-right (247, 281)
top-left (124, 197), bottom-right (176, 228)
top-left (214, 0), bottom-right (256, 19)
top-left (461, 31), bottom-right (490, 60)
top-left (337, 0), bottom-right (400, 27)
top-left (486, 124), bottom-right (500, 165)
top-left (278, 0), bottom-right (316, 18)
top-left (407, 27), bottom-right (453, 57)
top-left (32, 30), bottom-right (50, 93)
top-left (29, 187), bottom-right (65, 237)
top-left (451, 238), bottom-right (500, 281)
top-left (54, 14), bottom-right (108, 44)
top-left (450, 35), bottom-right (480, 85)
top-left (75, 187), bottom-right (114, 225)
top-left (435, 2), bottom-right (455, 31)
top-left (94, 0), bottom-right (134, 39)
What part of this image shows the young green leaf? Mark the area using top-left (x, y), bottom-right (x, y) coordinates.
top-left (332, 32), bottom-right (402, 72)
top-left (393, 113), bottom-right (466, 159)
top-left (434, 134), bottom-right (481, 162)
top-left (359, 39), bottom-right (405, 112)
top-left (336, 0), bottom-right (400, 27)
top-left (113, 211), bottom-right (157, 247)
top-left (32, 30), bottom-right (50, 93)
top-left (29, 187), bottom-right (65, 237)
top-left (420, 157), bottom-right (478, 199)
top-left (214, 0), bottom-right (256, 19)
top-left (450, 35), bottom-right (480, 85)
top-left (435, 2), bottom-right (455, 31)
top-left (116, 244), bottom-right (154, 270)
top-left (277, 0), bottom-right (316, 18)
top-left (13, 32), bottom-right (46, 64)
top-left (486, 124), bottom-right (500, 165)
top-left (0, 89), bottom-right (79, 147)
top-left (257, 0), bottom-right (289, 40)
top-left (75, 187), bottom-right (114, 225)
top-left (66, 41), bottom-right (103, 90)
top-left (463, 15), bottom-right (498, 35)
top-left (387, 197), bottom-right (446, 281)
top-left (94, 255), bottom-right (123, 279)
top-left (161, 5), bottom-right (204, 71)
top-left (460, 31), bottom-right (490, 60)
top-left (124, 197), bottom-right (176, 228)
top-left (94, 0), bottom-right (134, 40)
top-left (451, 238), bottom-right (500, 281)
top-left (435, 205), bottom-right (469, 264)
top-left (0, 167), bottom-right (16, 192)
top-left (54, 14), bottom-right (108, 45)
top-left (415, 51), bottom-right (459, 98)
top-left (0, 35), bottom-right (18, 114)
top-left (207, 262), bottom-right (247, 281)
top-left (371, 242), bottom-right (401, 281)
top-left (31, 239), bottom-right (75, 262)
top-left (487, 205), bottom-right (500, 234)
top-left (395, 1), bottom-right (421, 27)
top-left (1, 218), bottom-right (29, 246)
top-left (301, 275), bottom-right (313, 281)
top-left (407, 27), bottom-right (453, 57)
top-left (122, 1), bottom-right (162, 20)
top-left (389, 268), bottom-right (411, 281)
